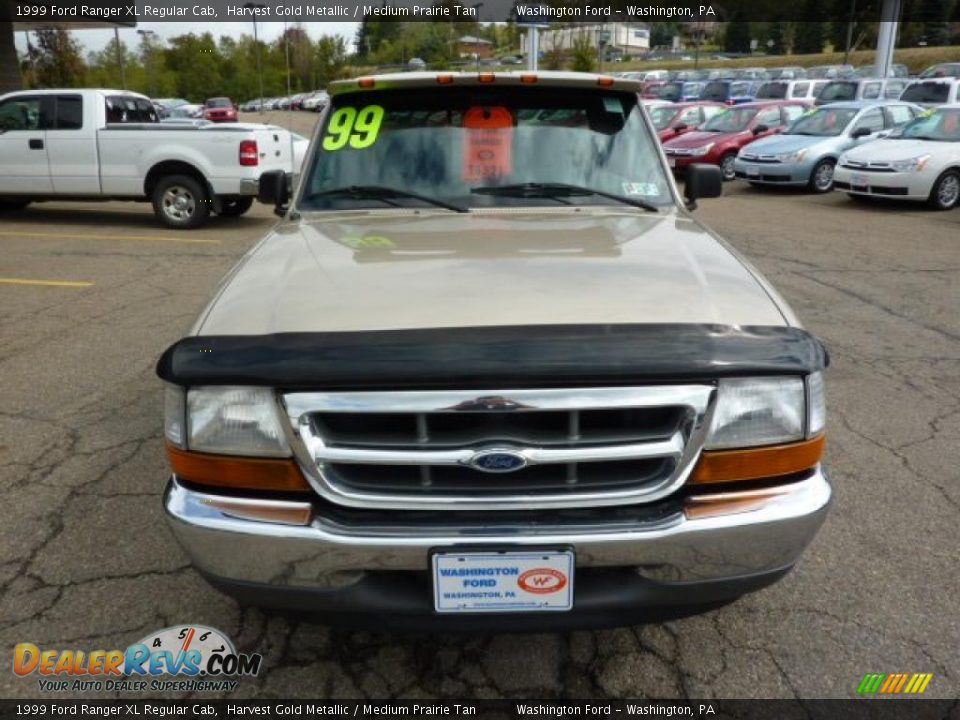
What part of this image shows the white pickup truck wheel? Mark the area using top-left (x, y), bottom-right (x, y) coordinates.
top-left (217, 197), bottom-right (254, 217)
top-left (152, 175), bottom-right (210, 229)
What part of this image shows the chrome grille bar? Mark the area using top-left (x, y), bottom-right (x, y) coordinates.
top-left (281, 385), bottom-right (716, 511)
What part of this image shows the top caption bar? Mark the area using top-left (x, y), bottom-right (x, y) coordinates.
top-left (3, 0), bottom-right (894, 23)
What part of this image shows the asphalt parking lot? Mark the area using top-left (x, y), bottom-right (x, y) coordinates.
top-left (1, 144), bottom-right (959, 698)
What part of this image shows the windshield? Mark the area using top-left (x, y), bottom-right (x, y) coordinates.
top-left (756, 82), bottom-right (787, 99)
top-left (658, 82), bottom-right (683, 101)
top-left (206, 98), bottom-right (232, 108)
top-left (900, 82), bottom-right (951, 104)
top-left (818, 81), bottom-right (857, 102)
top-left (301, 86), bottom-right (673, 211)
top-left (648, 105), bottom-right (681, 130)
top-left (890, 108), bottom-right (960, 142)
top-left (919, 63), bottom-right (960, 79)
top-left (701, 106), bottom-right (758, 132)
top-left (787, 107), bottom-right (858, 136)
top-left (700, 81), bottom-right (730, 101)
top-left (730, 81), bottom-right (754, 97)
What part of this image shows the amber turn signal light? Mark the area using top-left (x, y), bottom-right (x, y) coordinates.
top-left (690, 435), bottom-right (825, 485)
top-left (166, 444), bottom-right (311, 493)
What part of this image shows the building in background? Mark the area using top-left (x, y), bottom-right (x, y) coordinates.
top-left (457, 35), bottom-right (494, 59)
top-left (534, 23), bottom-right (651, 58)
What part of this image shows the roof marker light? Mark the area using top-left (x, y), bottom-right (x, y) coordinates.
top-left (437, 74), bottom-right (454, 84)
top-left (358, 77), bottom-right (375, 88)
top-left (597, 76), bottom-right (615, 87)
top-left (520, 74), bottom-right (538, 84)
top-left (478, 72), bottom-right (495, 83)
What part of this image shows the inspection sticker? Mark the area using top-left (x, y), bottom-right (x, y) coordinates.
top-left (432, 550), bottom-right (574, 613)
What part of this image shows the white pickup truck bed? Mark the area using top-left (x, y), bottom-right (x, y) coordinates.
top-left (0, 88), bottom-right (294, 228)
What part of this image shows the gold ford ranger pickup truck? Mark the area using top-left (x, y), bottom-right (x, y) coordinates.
top-left (158, 72), bottom-right (830, 631)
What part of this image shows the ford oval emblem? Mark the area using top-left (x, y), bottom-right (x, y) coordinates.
top-left (468, 449), bottom-right (528, 474)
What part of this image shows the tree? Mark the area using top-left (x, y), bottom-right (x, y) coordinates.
top-left (164, 33), bottom-right (222, 100)
top-left (29, 27), bottom-right (86, 87)
top-left (725, 16), bottom-right (752, 53)
top-left (1, 21), bottom-right (22, 93)
top-left (916, 0), bottom-right (951, 45)
top-left (793, 6), bottom-right (827, 53)
top-left (650, 22), bottom-right (680, 48)
top-left (315, 35), bottom-right (348, 87)
top-left (571, 34), bottom-right (596, 72)
top-left (767, 21), bottom-right (788, 54)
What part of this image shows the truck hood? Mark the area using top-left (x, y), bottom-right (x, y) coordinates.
top-left (195, 210), bottom-right (787, 336)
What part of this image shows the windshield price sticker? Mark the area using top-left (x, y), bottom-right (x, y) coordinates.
top-left (322, 105), bottom-right (385, 151)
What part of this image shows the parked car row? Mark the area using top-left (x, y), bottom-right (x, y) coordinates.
top-left (239, 90), bottom-right (329, 113)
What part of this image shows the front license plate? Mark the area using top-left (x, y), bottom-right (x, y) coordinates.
top-left (432, 550), bottom-right (574, 613)
top-left (668, 157), bottom-right (676, 168)
top-left (746, 165), bottom-right (760, 177)
top-left (851, 173), bottom-right (867, 186)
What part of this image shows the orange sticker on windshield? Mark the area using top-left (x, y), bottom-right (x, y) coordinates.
top-left (462, 106), bottom-right (513, 182)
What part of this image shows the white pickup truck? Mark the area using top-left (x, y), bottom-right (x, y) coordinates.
top-left (0, 88), bottom-right (295, 228)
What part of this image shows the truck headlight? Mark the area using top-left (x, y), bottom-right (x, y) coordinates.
top-left (691, 143), bottom-right (714, 156)
top-left (806, 371), bottom-right (826, 436)
top-left (185, 386), bottom-right (291, 457)
top-left (706, 377), bottom-right (806, 449)
top-left (164, 384), bottom-right (187, 449)
top-left (889, 155), bottom-right (930, 173)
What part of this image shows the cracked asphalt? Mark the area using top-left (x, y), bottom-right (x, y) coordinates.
top-left (1, 162), bottom-right (958, 700)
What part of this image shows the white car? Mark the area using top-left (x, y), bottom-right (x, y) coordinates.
top-left (301, 91), bottom-right (329, 111)
top-left (833, 105), bottom-right (960, 210)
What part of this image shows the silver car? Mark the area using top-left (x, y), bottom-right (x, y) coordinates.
top-left (735, 100), bottom-right (922, 192)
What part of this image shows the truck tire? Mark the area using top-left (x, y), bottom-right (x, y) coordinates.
top-left (152, 175), bottom-right (210, 229)
top-left (217, 197), bottom-right (254, 217)
top-left (0, 198), bottom-right (30, 211)
top-left (927, 169), bottom-right (960, 211)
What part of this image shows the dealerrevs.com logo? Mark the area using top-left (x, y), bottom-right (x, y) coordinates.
top-left (13, 625), bottom-right (262, 693)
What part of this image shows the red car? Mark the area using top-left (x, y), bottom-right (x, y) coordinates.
top-left (662, 100), bottom-right (810, 180)
top-left (203, 97), bottom-right (238, 123)
top-left (647, 101), bottom-right (727, 143)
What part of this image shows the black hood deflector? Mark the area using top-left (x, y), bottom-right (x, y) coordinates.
top-left (156, 324), bottom-right (828, 390)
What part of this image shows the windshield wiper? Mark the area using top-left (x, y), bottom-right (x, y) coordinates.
top-left (305, 185), bottom-right (468, 213)
top-left (471, 183), bottom-right (660, 212)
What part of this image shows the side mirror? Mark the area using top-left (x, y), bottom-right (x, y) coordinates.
top-left (684, 164), bottom-right (723, 210)
top-left (258, 169), bottom-right (291, 216)
top-left (673, 122), bottom-right (688, 132)
top-left (850, 127), bottom-right (872, 139)
top-left (752, 124), bottom-right (769, 135)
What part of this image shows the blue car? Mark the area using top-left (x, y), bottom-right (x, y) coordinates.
top-left (733, 100), bottom-right (923, 192)
top-left (700, 80), bottom-right (763, 105)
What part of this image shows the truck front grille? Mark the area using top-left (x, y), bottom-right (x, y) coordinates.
top-left (283, 386), bottom-right (715, 511)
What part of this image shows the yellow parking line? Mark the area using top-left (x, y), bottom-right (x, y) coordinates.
top-left (0, 230), bottom-right (221, 245)
top-left (0, 277), bottom-right (94, 288)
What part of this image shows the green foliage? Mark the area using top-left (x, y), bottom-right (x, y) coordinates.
top-left (793, 7), bottom-right (827, 54)
top-left (767, 22), bottom-right (788, 55)
top-left (29, 27), bottom-right (86, 87)
top-left (650, 22), bottom-right (680, 48)
top-left (725, 16), bottom-right (752, 54)
top-left (571, 35), bottom-right (596, 72)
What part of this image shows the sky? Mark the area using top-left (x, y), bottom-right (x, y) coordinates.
top-left (13, 22), bottom-right (360, 55)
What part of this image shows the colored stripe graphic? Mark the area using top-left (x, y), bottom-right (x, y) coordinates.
top-left (858, 673), bottom-right (932, 694)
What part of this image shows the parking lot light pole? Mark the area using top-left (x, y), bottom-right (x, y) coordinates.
top-left (114, 27), bottom-right (126, 90)
top-left (244, 3), bottom-right (267, 112)
top-left (137, 29), bottom-right (157, 98)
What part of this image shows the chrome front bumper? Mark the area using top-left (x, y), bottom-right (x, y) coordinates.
top-left (164, 469), bottom-right (831, 590)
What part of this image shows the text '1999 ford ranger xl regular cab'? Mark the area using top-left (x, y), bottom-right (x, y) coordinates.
top-left (159, 72), bottom-right (831, 631)
top-left (0, 88), bottom-right (294, 228)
